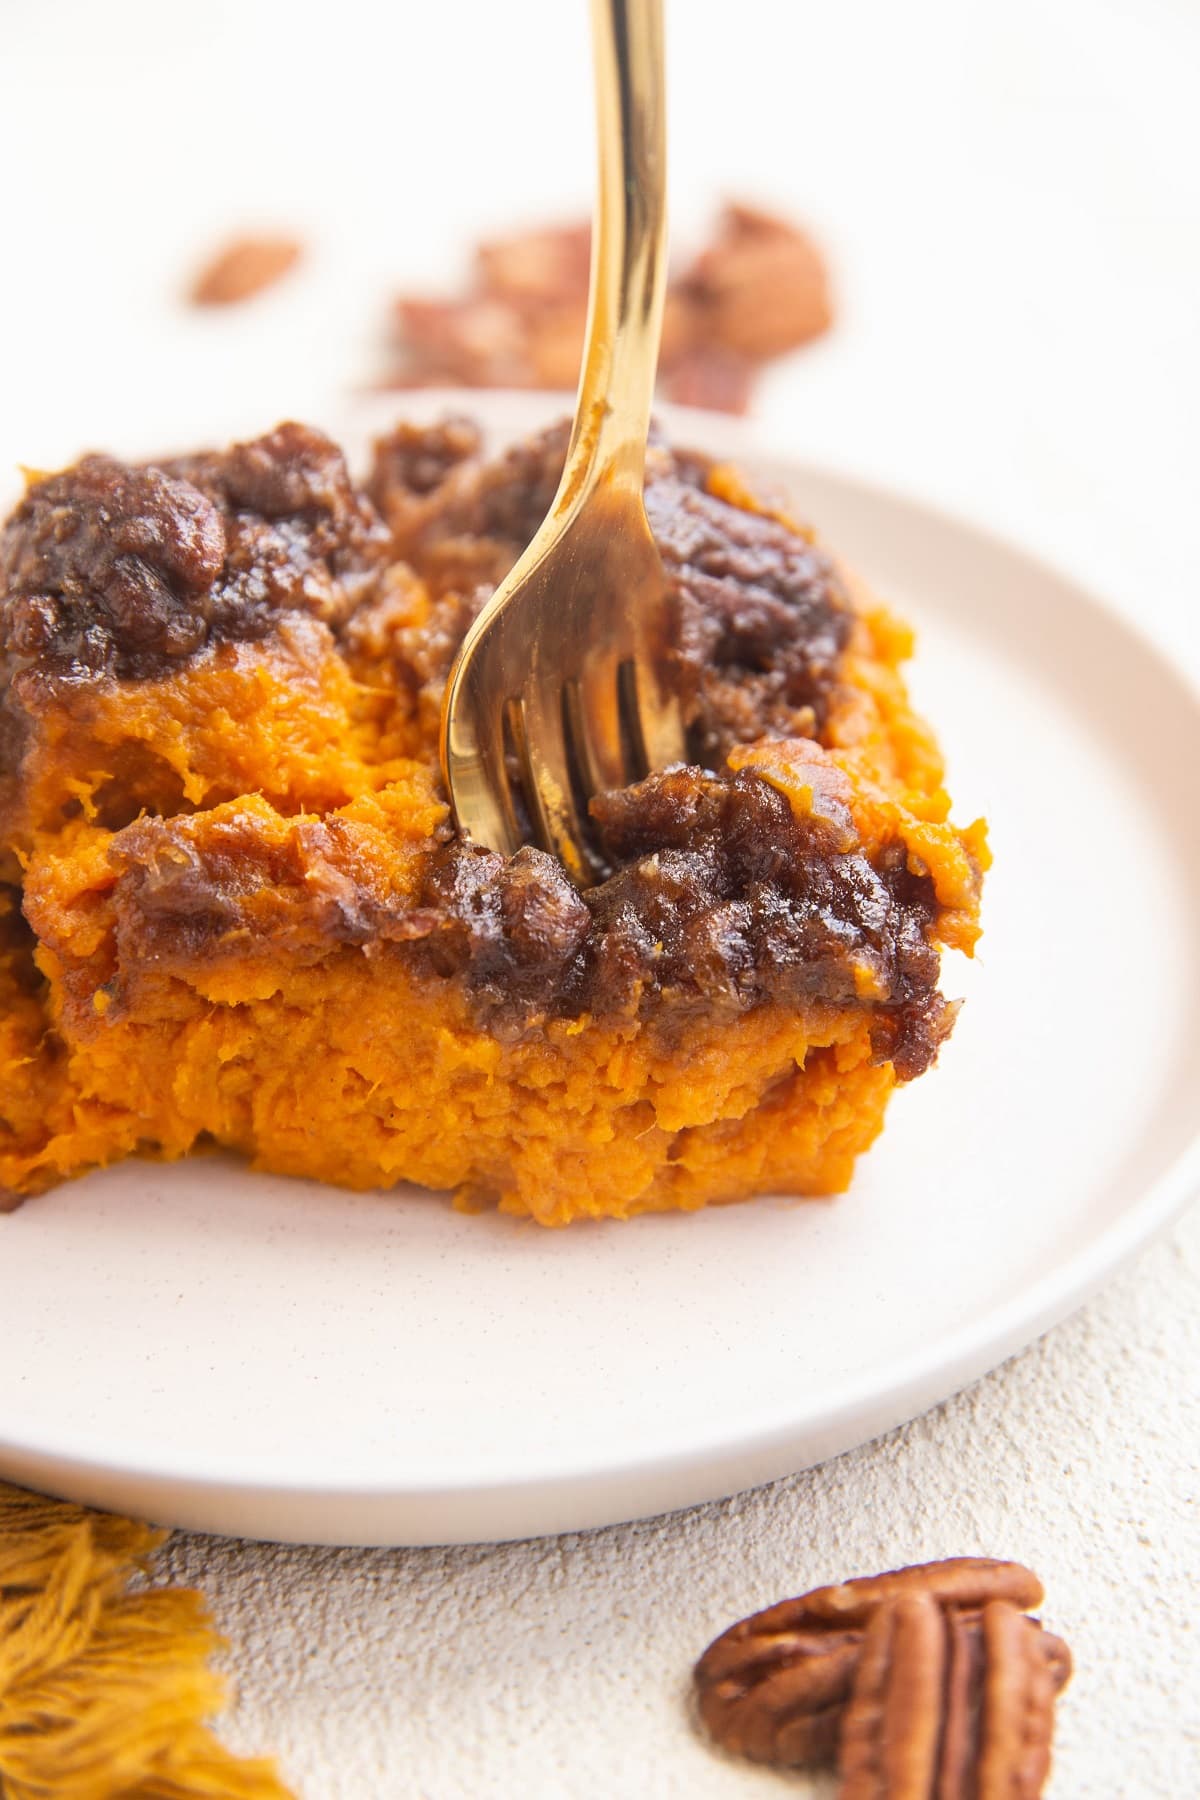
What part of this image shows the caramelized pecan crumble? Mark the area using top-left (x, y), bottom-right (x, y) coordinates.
top-left (694, 1558), bottom-right (1071, 1797)
top-left (0, 423), bottom-right (387, 684)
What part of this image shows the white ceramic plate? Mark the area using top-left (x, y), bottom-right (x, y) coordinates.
top-left (2, 396), bottom-right (1198, 1546)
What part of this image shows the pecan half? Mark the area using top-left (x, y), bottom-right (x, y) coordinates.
top-left (839, 1598), bottom-right (1066, 1800)
top-left (727, 1560), bottom-right (1044, 1638)
top-left (696, 1622), bottom-right (861, 1767)
top-left (976, 1601), bottom-right (1062, 1800)
top-left (693, 1559), bottom-right (1071, 1791)
top-left (839, 1592), bottom-right (947, 1798)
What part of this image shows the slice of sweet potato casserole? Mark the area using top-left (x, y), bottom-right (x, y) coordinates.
top-left (0, 418), bottom-right (987, 1223)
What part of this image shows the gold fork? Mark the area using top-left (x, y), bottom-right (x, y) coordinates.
top-left (439, 0), bottom-right (685, 886)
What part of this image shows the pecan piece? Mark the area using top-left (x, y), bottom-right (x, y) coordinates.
top-left (475, 220), bottom-right (592, 305)
top-left (189, 235), bottom-right (303, 306)
top-left (693, 1560), bottom-right (1070, 1789)
top-left (839, 1592), bottom-right (946, 1798)
top-left (694, 1560), bottom-right (1038, 1772)
top-left (695, 1623), bottom-right (860, 1767)
top-left (837, 1598), bottom-right (1068, 1799)
top-left (660, 345), bottom-right (756, 416)
top-left (976, 1601), bottom-right (1061, 1800)
top-left (385, 202), bottom-right (832, 411)
top-left (936, 1606), bottom-right (984, 1797)
top-left (709, 1560), bottom-right (1042, 1644)
top-left (679, 202), bottom-right (833, 359)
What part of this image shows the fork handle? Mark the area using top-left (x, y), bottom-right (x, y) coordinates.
top-left (560, 0), bottom-right (668, 502)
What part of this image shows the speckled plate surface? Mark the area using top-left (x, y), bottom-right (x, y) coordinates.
top-left (2, 395), bottom-right (1198, 1545)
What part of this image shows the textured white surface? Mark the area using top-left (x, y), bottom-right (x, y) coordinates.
top-left (159, 1203), bottom-right (1200, 1798)
top-left (3, 0), bottom-right (1199, 1790)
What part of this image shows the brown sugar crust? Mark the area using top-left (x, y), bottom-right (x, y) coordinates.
top-left (406, 764), bottom-right (952, 1082)
top-left (366, 419), bottom-right (853, 764)
top-left (0, 417), bottom-right (987, 1222)
top-left (0, 423), bottom-right (388, 685)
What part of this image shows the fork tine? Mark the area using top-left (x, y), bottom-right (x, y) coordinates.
top-left (512, 687), bottom-right (596, 887)
top-left (627, 661), bottom-right (687, 775)
top-left (567, 662), bottom-right (628, 799)
top-left (442, 681), bottom-right (523, 861)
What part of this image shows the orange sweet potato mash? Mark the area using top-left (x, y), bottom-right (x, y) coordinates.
top-left (0, 418), bottom-right (986, 1223)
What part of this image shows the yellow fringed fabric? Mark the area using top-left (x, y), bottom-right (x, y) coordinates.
top-left (0, 1482), bottom-right (295, 1800)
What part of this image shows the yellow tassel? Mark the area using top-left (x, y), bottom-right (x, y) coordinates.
top-left (0, 1481), bottom-right (296, 1800)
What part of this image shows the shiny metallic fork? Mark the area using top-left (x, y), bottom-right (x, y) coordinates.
top-left (439, 0), bottom-right (686, 886)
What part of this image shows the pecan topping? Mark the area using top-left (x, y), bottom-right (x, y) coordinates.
top-left (694, 1559), bottom-right (1072, 1797)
